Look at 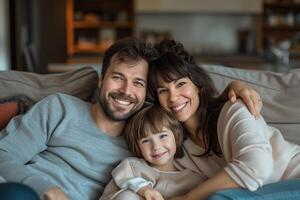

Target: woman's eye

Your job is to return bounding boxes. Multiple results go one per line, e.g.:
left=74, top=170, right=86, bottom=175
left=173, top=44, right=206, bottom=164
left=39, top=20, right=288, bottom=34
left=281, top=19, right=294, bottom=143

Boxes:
left=157, top=89, right=167, bottom=94
left=177, top=82, right=186, bottom=87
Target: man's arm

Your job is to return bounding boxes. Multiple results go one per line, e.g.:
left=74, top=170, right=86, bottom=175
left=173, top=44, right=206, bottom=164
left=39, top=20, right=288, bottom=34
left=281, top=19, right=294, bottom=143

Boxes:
left=0, top=95, right=66, bottom=198
left=220, top=80, right=262, bottom=117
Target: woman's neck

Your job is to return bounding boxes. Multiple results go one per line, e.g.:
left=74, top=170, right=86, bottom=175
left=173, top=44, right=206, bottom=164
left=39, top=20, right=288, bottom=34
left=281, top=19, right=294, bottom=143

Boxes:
left=183, top=113, right=206, bottom=148
left=183, top=113, right=199, bottom=137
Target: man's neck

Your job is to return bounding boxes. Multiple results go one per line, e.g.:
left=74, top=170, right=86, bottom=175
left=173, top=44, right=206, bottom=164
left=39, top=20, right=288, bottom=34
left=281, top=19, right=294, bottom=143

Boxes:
left=91, top=103, right=125, bottom=137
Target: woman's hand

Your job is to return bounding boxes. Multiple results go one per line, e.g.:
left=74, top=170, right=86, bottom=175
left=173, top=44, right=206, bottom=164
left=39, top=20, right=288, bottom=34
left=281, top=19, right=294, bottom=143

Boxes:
left=227, top=80, right=262, bottom=117
left=138, top=185, right=164, bottom=200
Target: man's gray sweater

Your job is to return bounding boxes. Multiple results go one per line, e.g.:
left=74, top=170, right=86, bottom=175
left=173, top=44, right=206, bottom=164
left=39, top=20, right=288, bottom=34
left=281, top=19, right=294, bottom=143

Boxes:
left=0, top=93, right=131, bottom=200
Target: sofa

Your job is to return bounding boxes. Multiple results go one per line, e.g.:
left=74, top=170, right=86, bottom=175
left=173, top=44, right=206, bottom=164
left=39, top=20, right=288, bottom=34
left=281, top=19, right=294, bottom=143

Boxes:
left=1, top=64, right=300, bottom=199
left=1, top=64, right=300, bottom=144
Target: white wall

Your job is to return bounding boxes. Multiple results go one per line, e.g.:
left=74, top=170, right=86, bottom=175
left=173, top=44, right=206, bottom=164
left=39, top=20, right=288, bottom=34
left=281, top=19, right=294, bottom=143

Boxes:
left=138, top=14, right=255, bottom=55
left=137, top=0, right=262, bottom=13
left=0, top=0, right=10, bottom=70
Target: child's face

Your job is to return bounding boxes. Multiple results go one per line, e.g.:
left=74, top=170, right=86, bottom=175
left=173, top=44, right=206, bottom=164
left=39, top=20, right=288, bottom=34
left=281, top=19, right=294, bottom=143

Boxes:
left=138, top=127, right=177, bottom=172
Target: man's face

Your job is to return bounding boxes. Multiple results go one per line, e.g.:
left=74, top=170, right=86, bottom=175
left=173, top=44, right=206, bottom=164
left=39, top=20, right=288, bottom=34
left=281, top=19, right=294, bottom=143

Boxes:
left=98, top=57, right=149, bottom=121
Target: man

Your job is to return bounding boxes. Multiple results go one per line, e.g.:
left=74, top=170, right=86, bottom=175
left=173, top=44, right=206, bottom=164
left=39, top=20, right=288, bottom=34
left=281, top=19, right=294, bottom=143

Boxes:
left=0, top=38, right=261, bottom=200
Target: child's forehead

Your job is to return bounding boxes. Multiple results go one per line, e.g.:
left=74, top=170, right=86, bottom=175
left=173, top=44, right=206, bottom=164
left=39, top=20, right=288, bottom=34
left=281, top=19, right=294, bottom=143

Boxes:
left=143, top=126, right=171, bottom=136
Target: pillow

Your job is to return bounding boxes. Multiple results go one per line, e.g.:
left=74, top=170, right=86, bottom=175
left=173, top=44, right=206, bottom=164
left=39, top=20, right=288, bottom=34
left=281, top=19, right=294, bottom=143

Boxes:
left=0, top=95, right=34, bottom=130
left=202, top=64, right=300, bottom=144
left=0, top=66, right=99, bottom=103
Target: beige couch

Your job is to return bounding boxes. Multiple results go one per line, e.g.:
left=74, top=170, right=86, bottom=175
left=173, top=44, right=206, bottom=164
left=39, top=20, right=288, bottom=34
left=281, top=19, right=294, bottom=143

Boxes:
left=1, top=65, right=300, bottom=144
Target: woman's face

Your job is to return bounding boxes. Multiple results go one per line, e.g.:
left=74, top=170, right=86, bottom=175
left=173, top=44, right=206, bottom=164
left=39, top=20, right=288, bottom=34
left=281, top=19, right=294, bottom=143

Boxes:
left=156, top=75, right=200, bottom=124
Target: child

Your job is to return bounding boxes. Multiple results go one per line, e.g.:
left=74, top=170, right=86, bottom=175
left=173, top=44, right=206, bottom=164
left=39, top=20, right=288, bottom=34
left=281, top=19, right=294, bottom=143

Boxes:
left=99, top=105, right=206, bottom=200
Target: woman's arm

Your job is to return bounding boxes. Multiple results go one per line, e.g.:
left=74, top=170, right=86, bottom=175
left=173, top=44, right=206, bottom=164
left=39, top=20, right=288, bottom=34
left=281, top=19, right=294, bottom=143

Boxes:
left=220, top=80, right=262, bottom=117
left=169, top=170, right=238, bottom=200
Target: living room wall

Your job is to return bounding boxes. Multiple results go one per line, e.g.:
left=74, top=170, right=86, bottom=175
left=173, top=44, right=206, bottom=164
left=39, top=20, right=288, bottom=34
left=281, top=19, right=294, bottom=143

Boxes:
left=0, top=0, right=10, bottom=70
left=10, top=0, right=66, bottom=73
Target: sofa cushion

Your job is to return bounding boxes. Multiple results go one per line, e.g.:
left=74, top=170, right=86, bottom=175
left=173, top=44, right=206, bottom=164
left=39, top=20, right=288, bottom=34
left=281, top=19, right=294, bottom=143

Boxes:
left=0, top=66, right=99, bottom=103
left=202, top=64, right=300, bottom=144
left=0, top=95, right=33, bottom=130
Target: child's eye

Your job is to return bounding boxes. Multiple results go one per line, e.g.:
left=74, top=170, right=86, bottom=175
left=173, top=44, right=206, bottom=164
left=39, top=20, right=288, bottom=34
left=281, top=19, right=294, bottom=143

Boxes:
left=140, top=139, right=149, bottom=144
left=159, top=134, right=168, bottom=139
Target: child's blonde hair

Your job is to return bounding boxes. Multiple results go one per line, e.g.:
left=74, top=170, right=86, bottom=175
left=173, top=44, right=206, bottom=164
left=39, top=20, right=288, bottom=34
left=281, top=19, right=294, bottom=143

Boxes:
left=123, top=104, right=184, bottom=158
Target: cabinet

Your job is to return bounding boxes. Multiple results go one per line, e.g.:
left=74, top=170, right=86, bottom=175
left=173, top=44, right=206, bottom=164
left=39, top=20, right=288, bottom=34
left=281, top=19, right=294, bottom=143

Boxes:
left=259, top=0, right=300, bottom=55
left=66, top=0, right=136, bottom=62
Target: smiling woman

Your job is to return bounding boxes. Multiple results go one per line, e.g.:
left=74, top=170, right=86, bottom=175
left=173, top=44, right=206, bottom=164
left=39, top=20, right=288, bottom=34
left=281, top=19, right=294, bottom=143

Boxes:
left=148, top=39, right=300, bottom=200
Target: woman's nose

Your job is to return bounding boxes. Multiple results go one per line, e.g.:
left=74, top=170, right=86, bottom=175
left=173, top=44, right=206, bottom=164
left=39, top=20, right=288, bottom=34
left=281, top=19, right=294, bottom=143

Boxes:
left=168, top=89, right=179, bottom=102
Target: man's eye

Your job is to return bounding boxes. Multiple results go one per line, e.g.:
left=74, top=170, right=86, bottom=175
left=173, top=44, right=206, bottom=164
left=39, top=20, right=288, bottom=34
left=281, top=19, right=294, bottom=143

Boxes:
left=112, top=76, right=123, bottom=81
left=134, top=81, right=145, bottom=88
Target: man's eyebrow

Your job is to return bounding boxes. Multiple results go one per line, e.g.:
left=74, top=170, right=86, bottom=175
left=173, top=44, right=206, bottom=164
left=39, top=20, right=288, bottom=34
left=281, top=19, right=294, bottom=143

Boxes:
left=112, top=72, right=146, bottom=83
left=135, top=77, right=146, bottom=83
left=112, top=72, right=124, bottom=76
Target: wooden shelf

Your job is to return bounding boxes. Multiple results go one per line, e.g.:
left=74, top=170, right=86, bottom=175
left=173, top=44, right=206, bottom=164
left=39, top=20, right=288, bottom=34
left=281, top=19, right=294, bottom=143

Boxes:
left=264, top=24, right=300, bottom=31
left=66, top=0, right=136, bottom=62
left=74, top=45, right=107, bottom=54
left=74, top=21, right=134, bottom=29
left=257, top=0, right=300, bottom=56
left=264, top=2, right=300, bottom=9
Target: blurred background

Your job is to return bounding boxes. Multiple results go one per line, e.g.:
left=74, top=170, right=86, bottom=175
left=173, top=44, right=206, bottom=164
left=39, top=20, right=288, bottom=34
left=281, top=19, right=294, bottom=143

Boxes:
left=1, top=0, right=300, bottom=73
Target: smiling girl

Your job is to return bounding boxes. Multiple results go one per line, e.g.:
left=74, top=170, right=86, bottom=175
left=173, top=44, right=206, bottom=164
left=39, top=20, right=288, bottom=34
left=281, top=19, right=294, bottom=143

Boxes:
left=99, top=105, right=206, bottom=200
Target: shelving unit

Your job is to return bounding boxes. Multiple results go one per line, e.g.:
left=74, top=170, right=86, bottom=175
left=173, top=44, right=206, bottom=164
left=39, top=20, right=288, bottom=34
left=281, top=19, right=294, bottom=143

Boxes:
left=259, top=0, right=300, bottom=55
left=66, top=0, right=136, bottom=63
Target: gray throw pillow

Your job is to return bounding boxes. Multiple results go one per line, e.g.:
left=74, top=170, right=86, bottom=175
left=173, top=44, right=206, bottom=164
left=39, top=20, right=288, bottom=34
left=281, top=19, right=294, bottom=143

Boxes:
left=0, top=66, right=99, bottom=104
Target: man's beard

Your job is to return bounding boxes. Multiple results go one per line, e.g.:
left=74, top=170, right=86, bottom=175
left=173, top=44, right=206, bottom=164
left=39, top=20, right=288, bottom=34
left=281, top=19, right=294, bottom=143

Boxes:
left=98, top=91, right=143, bottom=121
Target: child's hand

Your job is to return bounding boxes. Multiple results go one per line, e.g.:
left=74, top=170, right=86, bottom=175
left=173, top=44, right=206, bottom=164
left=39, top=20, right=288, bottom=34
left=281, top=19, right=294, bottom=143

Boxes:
left=138, top=185, right=164, bottom=200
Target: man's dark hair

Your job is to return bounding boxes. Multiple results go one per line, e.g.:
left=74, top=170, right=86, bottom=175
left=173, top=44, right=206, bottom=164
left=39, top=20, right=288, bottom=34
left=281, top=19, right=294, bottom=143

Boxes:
left=101, top=37, right=156, bottom=77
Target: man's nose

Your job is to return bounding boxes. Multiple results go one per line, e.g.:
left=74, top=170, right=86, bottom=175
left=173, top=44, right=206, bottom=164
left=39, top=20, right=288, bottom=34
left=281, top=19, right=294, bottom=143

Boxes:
left=119, top=82, right=132, bottom=95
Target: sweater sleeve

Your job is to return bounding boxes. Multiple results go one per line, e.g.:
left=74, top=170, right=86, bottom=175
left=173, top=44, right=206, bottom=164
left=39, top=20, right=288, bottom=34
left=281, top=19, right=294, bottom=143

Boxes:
left=112, top=158, right=153, bottom=192
left=0, top=94, right=66, bottom=197
left=218, top=100, right=273, bottom=191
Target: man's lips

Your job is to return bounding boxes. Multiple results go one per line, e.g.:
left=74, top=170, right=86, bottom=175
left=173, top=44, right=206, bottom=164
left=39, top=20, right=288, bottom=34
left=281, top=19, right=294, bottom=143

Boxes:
left=110, top=93, right=137, bottom=105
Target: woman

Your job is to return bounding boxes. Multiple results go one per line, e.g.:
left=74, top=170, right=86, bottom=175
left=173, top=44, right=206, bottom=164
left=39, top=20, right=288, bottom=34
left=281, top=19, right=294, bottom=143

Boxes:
left=148, top=40, right=300, bottom=200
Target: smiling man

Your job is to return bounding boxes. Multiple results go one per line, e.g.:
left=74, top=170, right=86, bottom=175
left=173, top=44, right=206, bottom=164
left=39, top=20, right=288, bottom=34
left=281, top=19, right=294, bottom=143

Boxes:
left=97, top=55, right=148, bottom=122
left=0, top=38, right=156, bottom=200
